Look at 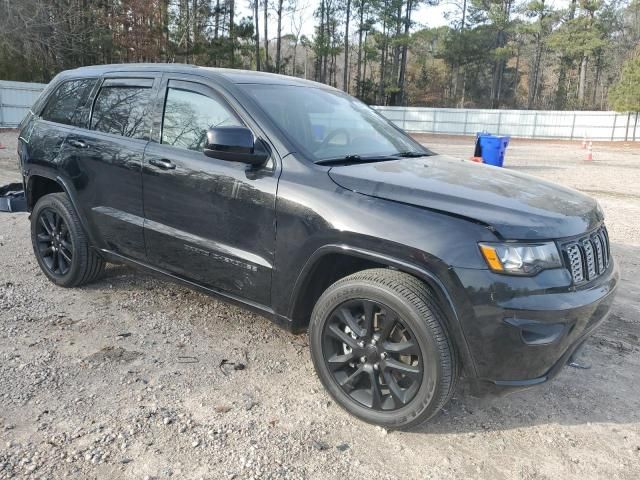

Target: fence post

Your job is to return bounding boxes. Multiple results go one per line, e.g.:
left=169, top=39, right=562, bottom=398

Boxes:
left=403, top=107, right=407, bottom=131
left=625, top=112, right=631, bottom=141
left=0, top=87, right=4, bottom=128
left=497, top=111, right=502, bottom=135
left=611, top=114, right=617, bottom=141
left=463, top=110, right=469, bottom=135
left=570, top=113, right=576, bottom=140
left=432, top=109, right=437, bottom=133
left=532, top=112, right=538, bottom=139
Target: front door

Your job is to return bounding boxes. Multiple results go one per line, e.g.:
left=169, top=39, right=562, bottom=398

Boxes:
left=142, top=77, right=279, bottom=307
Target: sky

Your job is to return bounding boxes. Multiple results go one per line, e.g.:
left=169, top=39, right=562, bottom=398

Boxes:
left=236, top=0, right=571, bottom=40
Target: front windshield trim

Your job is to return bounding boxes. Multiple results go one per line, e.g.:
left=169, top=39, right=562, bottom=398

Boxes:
left=238, top=83, right=430, bottom=164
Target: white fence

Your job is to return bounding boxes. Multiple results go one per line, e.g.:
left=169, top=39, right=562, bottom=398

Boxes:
left=0, top=80, right=47, bottom=128
left=0, top=80, right=638, bottom=140
left=374, top=106, right=639, bottom=141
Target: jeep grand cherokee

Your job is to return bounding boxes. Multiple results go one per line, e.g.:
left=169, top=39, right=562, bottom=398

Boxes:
left=17, top=64, right=618, bottom=428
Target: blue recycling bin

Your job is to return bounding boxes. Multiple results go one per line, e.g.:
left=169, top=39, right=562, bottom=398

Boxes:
left=477, top=133, right=510, bottom=167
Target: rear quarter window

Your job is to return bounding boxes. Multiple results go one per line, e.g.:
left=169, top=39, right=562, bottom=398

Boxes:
left=40, top=79, right=97, bottom=127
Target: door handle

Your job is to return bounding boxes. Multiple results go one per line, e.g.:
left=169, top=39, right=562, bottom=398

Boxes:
left=149, top=158, right=176, bottom=170
left=67, top=138, right=88, bottom=149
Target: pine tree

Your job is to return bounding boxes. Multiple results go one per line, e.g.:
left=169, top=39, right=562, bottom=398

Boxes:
left=610, top=53, right=640, bottom=112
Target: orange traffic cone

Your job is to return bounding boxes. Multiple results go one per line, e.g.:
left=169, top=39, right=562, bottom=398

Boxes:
left=585, top=141, right=593, bottom=161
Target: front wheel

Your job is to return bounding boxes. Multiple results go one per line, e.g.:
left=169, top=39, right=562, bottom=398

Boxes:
left=309, top=269, right=457, bottom=429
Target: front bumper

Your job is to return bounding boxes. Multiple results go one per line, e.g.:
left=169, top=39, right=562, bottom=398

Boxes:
left=452, top=258, right=619, bottom=391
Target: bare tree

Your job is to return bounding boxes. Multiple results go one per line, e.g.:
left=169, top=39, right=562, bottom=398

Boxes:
left=263, top=0, right=270, bottom=70
left=289, top=1, right=305, bottom=76
left=275, top=0, right=284, bottom=72
left=343, top=0, right=352, bottom=92
left=253, top=0, right=261, bottom=70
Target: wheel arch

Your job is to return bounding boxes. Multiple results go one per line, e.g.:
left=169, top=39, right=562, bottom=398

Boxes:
left=26, top=171, right=96, bottom=246
left=289, top=245, right=477, bottom=378
left=26, top=174, right=64, bottom=210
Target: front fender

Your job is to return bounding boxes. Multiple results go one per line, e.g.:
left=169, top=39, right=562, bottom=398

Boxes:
left=288, top=243, right=478, bottom=378
left=271, top=158, right=495, bottom=377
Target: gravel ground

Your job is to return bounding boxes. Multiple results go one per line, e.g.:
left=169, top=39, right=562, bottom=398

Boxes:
left=1, top=129, right=639, bottom=479
left=0, top=130, right=19, bottom=186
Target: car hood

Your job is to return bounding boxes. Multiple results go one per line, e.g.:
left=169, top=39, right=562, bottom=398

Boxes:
left=328, top=155, right=603, bottom=240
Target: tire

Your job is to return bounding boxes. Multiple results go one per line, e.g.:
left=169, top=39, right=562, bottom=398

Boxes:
left=309, top=268, right=457, bottom=429
left=31, top=192, right=105, bottom=287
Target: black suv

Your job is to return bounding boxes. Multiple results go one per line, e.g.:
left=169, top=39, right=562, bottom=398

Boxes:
left=17, top=64, right=618, bottom=429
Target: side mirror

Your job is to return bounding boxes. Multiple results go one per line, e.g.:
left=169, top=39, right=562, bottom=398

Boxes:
left=203, top=126, right=268, bottom=165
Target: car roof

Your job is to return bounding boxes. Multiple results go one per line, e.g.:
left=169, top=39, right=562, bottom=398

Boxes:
left=62, top=63, right=333, bottom=90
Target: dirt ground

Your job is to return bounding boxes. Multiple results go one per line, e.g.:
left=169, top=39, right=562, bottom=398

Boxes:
left=0, top=130, right=19, bottom=186
left=1, top=129, right=639, bottom=479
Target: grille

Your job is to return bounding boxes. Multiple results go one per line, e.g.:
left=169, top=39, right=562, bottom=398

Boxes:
left=563, top=226, right=610, bottom=284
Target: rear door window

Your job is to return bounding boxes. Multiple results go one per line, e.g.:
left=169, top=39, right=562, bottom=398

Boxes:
left=40, top=79, right=97, bottom=127
left=161, top=84, right=242, bottom=152
left=90, top=79, right=153, bottom=139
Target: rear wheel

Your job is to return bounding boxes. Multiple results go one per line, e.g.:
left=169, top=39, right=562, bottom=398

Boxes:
left=309, top=268, right=456, bottom=429
left=31, top=192, right=105, bottom=287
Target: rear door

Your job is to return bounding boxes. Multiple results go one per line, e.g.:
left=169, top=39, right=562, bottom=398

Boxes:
left=67, top=75, right=159, bottom=260
left=142, top=76, right=279, bottom=306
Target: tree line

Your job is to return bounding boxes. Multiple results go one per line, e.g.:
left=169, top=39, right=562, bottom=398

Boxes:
left=0, top=0, right=638, bottom=111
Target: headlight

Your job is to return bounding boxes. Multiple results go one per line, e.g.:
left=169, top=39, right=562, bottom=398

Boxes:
left=478, top=242, right=562, bottom=275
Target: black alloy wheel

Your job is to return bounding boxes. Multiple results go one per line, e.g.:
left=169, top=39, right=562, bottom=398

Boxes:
left=31, top=192, right=105, bottom=287
left=35, top=207, right=73, bottom=276
left=309, top=268, right=456, bottom=429
left=322, top=299, right=423, bottom=411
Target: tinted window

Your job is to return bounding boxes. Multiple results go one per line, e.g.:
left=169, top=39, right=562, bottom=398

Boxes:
left=240, top=84, right=426, bottom=163
left=162, top=88, right=242, bottom=151
left=41, top=79, right=97, bottom=127
left=91, top=86, right=151, bottom=139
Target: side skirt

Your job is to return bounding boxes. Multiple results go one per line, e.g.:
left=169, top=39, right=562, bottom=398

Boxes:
left=98, top=248, right=294, bottom=331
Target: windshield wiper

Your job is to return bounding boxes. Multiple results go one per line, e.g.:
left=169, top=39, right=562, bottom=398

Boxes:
left=316, top=150, right=433, bottom=165
left=315, top=154, right=401, bottom=166
left=394, top=150, right=432, bottom=158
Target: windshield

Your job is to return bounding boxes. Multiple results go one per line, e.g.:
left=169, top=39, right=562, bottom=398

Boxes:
left=239, top=84, right=428, bottom=163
